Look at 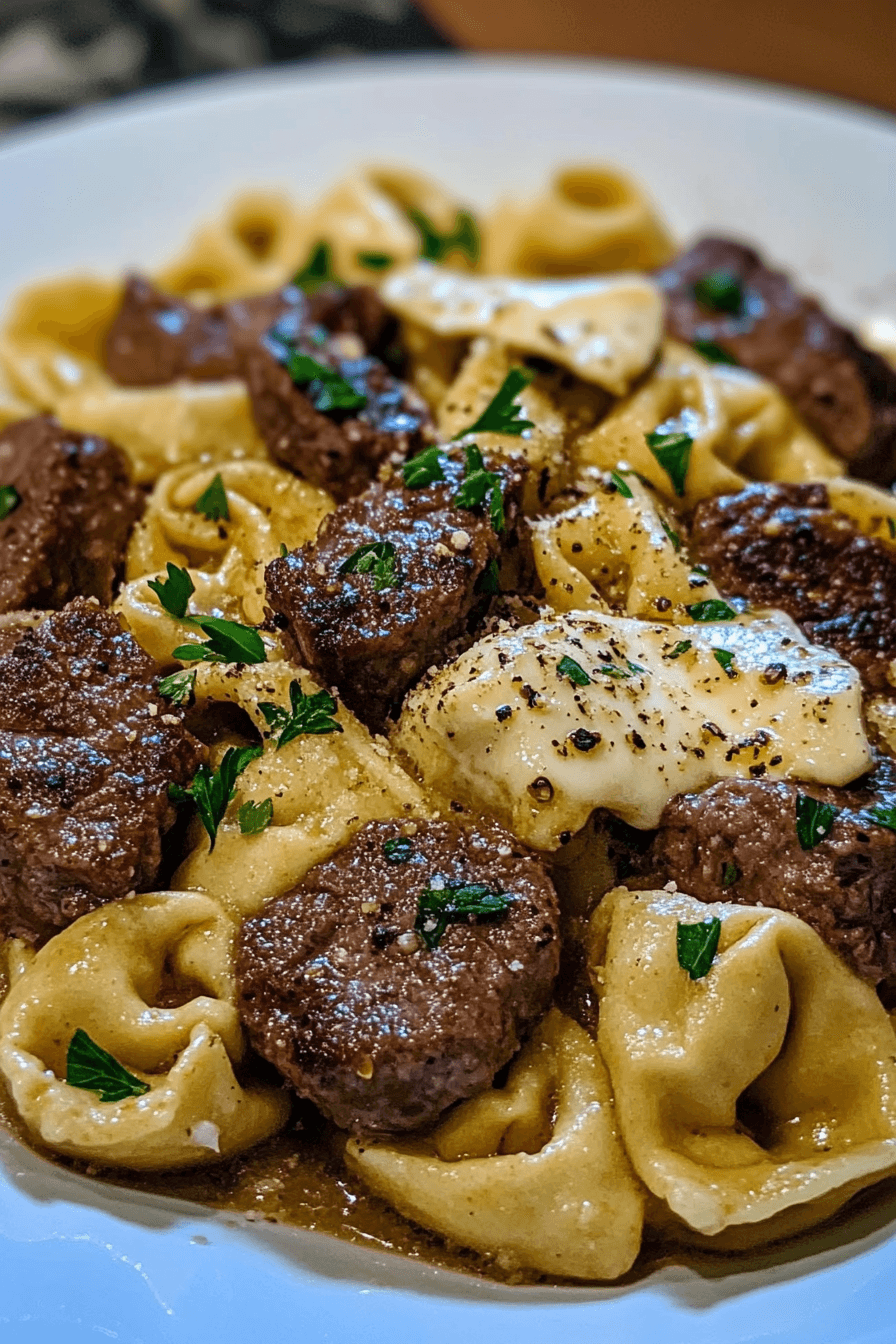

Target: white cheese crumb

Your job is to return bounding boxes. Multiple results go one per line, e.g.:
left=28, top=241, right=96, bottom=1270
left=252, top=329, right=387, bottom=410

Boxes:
left=161, top=714, right=180, bottom=726
left=360, top=900, right=378, bottom=914
left=450, top=529, right=471, bottom=551
left=147, top=703, right=158, bottom=717
left=508, top=959, right=524, bottom=972
left=663, top=880, right=678, bottom=893
left=396, top=931, right=419, bottom=953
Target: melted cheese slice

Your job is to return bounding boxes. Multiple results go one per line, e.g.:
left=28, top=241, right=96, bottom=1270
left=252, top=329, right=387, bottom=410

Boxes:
left=382, top=263, right=663, bottom=396
left=394, top=612, right=871, bottom=849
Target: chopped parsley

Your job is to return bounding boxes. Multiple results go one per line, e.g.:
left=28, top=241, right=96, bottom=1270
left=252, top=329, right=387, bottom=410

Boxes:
left=557, top=655, right=591, bottom=687
left=338, top=540, right=400, bottom=592
left=148, top=561, right=194, bottom=620
left=661, top=518, right=681, bottom=551
left=0, top=485, right=20, bottom=521
left=685, top=598, right=737, bottom=622
left=279, top=542, right=289, bottom=558
left=665, top=639, right=693, bottom=660
left=403, top=444, right=447, bottom=489
left=415, top=880, right=512, bottom=950
left=888, top=517, right=896, bottom=540
left=259, top=681, right=343, bottom=749
left=293, top=240, right=340, bottom=293
left=866, top=803, right=896, bottom=832
left=609, top=469, right=634, bottom=498
left=721, top=861, right=740, bottom=888
left=692, top=338, right=740, bottom=366
left=285, top=350, right=367, bottom=413
left=169, top=744, right=262, bottom=850
left=645, top=428, right=693, bottom=497
left=693, top=269, right=744, bottom=316
left=677, top=916, right=722, bottom=980
left=451, top=367, right=535, bottom=440
left=453, top=443, right=504, bottom=533
left=595, top=658, right=644, bottom=680
left=713, top=648, right=737, bottom=677
left=356, top=251, right=394, bottom=271
left=158, top=668, right=196, bottom=706
left=194, top=472, right=229, bottom=522
left=795, top=794, right=838, bottom=850
left=406, top=206, right=480, bottom=265
left=66, top=1029, right=150, bottom=1103
left=173, top=615, right=267, bottom=665
left=476, top=557, right=501, bottom=596
left=238, top=797, right=274, bottom=835
left=383, top=835, right=414, bottom=864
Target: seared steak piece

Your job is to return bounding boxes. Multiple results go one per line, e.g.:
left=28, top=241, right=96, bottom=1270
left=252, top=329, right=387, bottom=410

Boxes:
left=236, top=818, right=560, bottom=1133
left=243, top=312, right=429, bottom=501
left=656, top=237, right=896, bottom=482
left=0, top=416, right=143, bottom=613
left=265, top=450, right=525, bottom=729
left=691, top=481, right=896, bottom=693
left=0, top=599, right=205, bottom=945
left=643, top=759, right=896, bottom=984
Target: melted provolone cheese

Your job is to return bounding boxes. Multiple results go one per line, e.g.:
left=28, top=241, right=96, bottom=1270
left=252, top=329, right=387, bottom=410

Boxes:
left=394, top=612, right=871, bottom=849
left=382, top=263, right=663, bottom=396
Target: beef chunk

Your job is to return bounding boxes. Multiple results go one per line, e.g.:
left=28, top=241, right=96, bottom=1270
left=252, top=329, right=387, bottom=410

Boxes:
left=0, top=416, right=143, bottom=613
left=643, top=760, right=896, bottom=984
left=243, top=312, right=429, bottom=501
left=265, top=450, right=525, bottom=729
left=691, top=481, right=896, bottom=693
left=236, top=818, right=559, bottom=1133
left=0, top=599, right=205, bottom=945
left=656, top=238, right=896, bottom=482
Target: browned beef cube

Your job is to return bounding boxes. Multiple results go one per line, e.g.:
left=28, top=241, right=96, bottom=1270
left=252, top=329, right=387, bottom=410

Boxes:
left=656, top=238, right=896, bottom=482
left=0, top=599, right=205, bottom=945
left=0, top=416, right=143, bottom=613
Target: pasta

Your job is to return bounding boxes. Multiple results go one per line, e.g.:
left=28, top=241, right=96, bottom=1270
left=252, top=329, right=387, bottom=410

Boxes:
left=0, top=160, right=894, bottom=1287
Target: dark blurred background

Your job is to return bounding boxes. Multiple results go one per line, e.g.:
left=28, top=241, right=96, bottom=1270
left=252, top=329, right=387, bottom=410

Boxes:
left=0, top=0, right=893, bottom=133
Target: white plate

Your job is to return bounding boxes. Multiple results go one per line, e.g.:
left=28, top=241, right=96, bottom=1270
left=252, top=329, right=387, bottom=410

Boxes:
left=0, top=55, right=895, bottom=1344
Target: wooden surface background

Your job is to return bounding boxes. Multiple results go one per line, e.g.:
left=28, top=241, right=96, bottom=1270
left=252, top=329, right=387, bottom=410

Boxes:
left=419, top=0, right=896, bottom=114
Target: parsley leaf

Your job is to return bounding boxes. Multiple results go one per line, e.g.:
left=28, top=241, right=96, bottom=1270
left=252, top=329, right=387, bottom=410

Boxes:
left=403, top=444, right=447, bottom=489
left=721, top=861, right=740, bottom=888
left=279, top=542, right=289, bottom=558
left=795, top=794, right=838, bottom=850
left=148, top=562, right=195, bottom=620
left=665, top=639, right=693, bottom=660
left=594, top=658, right=643, bottom=680
left=286, top=350, right=367, bottom=413
left=693, top=269, right=744, bottom=316
left=169, top=744, right=262, bottom=849
left=66, top=1028, right=150, bottom=1103
left=713, top=648, right=737, bottom=677
left=692, top=338, right=740, bottom=366
left=258, top=681, right=343, bottom=749
left=357, top=251, right=394, bottom=271
left=0, top=485, right=20, bottom=521
left=645, top=429, right=693, bottom=497
left=558, top=655, right=591, bottom=686
left=453, top=444, right=505, bottom=533
left=888, top=517, right=896, bottom=540
left=383, top=835, right=414, bottom=864
left=661, top=519, right=681, bottom=551
left=865, top=803, right=896, bottom=832
left=475, top=557, right=501, bottom=596
left=174, top=615, right=267, bottom=665
left=338, top=540, right=400, bottom=592
left=194, top=472, right=229, bottom=522
left=415, top=880, right=512, bottom=950
left=677, top=916, right=722, bottom=980
left=406, top=206, right=480, bottom=265
left=686, top=599, right=737, bottom=622
left=158, top=668, right=196, bottom=706
left=451, top=368, right=535, bottom=440
left=293, top=240, right=340, bottom=293
left=609, top=469, right=633, bottom=498
left=238, top=797, right=274, bottom=835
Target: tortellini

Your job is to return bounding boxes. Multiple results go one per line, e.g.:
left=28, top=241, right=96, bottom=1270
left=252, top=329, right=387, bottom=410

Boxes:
left=589, top=887, right=896, bottom=1239
left=0, top=892, right=289, bottom=1169
left=347, top=1010, right=645, bottom=1280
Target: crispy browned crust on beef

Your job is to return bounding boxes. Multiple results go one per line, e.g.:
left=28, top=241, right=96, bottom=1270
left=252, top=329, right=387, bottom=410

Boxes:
left=642, top=760, right=896, bottom=984
left=691, top=481, right=896, bottom=693
left=656, top=237, right=896, bottom=482
left=236, top=818, right=560, bottom=1133
left=0, top=599, right=205, bottom=945
left=0, top=416, right=143, bottom=613
left=264, top=451, right=525, bottom=729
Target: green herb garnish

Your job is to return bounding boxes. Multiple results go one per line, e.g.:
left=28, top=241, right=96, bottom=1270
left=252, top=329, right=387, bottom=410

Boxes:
left=795, top=794, right=838, bottom=851
left=173, top=615, right=266, bottom=665
left=645, top=428, right=693, bottom=497
left=158, top=668, right=196, bottom=706
left=383, top=836, right=414, bottom=864
left=194, top=472, right=229, bottom=522
left=66, top=1028, right=150, bottom=1103
left=692, top=338, right=740, bottom=366
left=293, top=240, right=340, bottom=293
left=721, top=861, right=740, bottom=888
left=453, top=443, right=505, bottom=533
left=407, top=206, right=480, bottom=265
left=451, top=368, right=535, bottom=440
left=609, top=469, right=633, bottom=498
left=713, top=648, right=737, bottom=677
left=677, top=916, right=722, bottom=980
left=558, top=655, right=591, bottom=687
left=665, top=640, right=693, bottom=660
left=259, top=681, right=343, bottom=749
left=0, top=485, right=20, bottom=521
left=693, top=269, right=744, bottom=316
left=865, top=803, right=896, bottom=832
left=286, top=350, right=367, bottom=413
left=415, top=880, right=512, bottom=950
left=476, top=557, right=501, bottom=596
left=238, top=797, right=274, bottom=835
left=169, top=744, right=262, bottom=850
left=403, top=445, right=447, bottom=489
left=594, top=658, right=643, bottom=680
left=338, top=540, right=400, bottom=592
left=148, top=561, right=195, bottom=620
left=357, top=251, right=394, bottom=271
left=279, top=542, right=289, bottom=558
left=661, top=519, right=681, bottom=552
left=685, top=599, right=737, bottom=622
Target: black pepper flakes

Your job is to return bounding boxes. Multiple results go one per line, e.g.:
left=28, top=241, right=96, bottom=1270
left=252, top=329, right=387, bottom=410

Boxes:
left=495, top=704, right=513, bottom=722
left=568, top=728, right=601, bottom=752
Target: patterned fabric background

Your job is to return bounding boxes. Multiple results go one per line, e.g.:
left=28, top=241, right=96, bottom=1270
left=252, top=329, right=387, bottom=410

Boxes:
left=0, top=0, right=451, bottom=131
